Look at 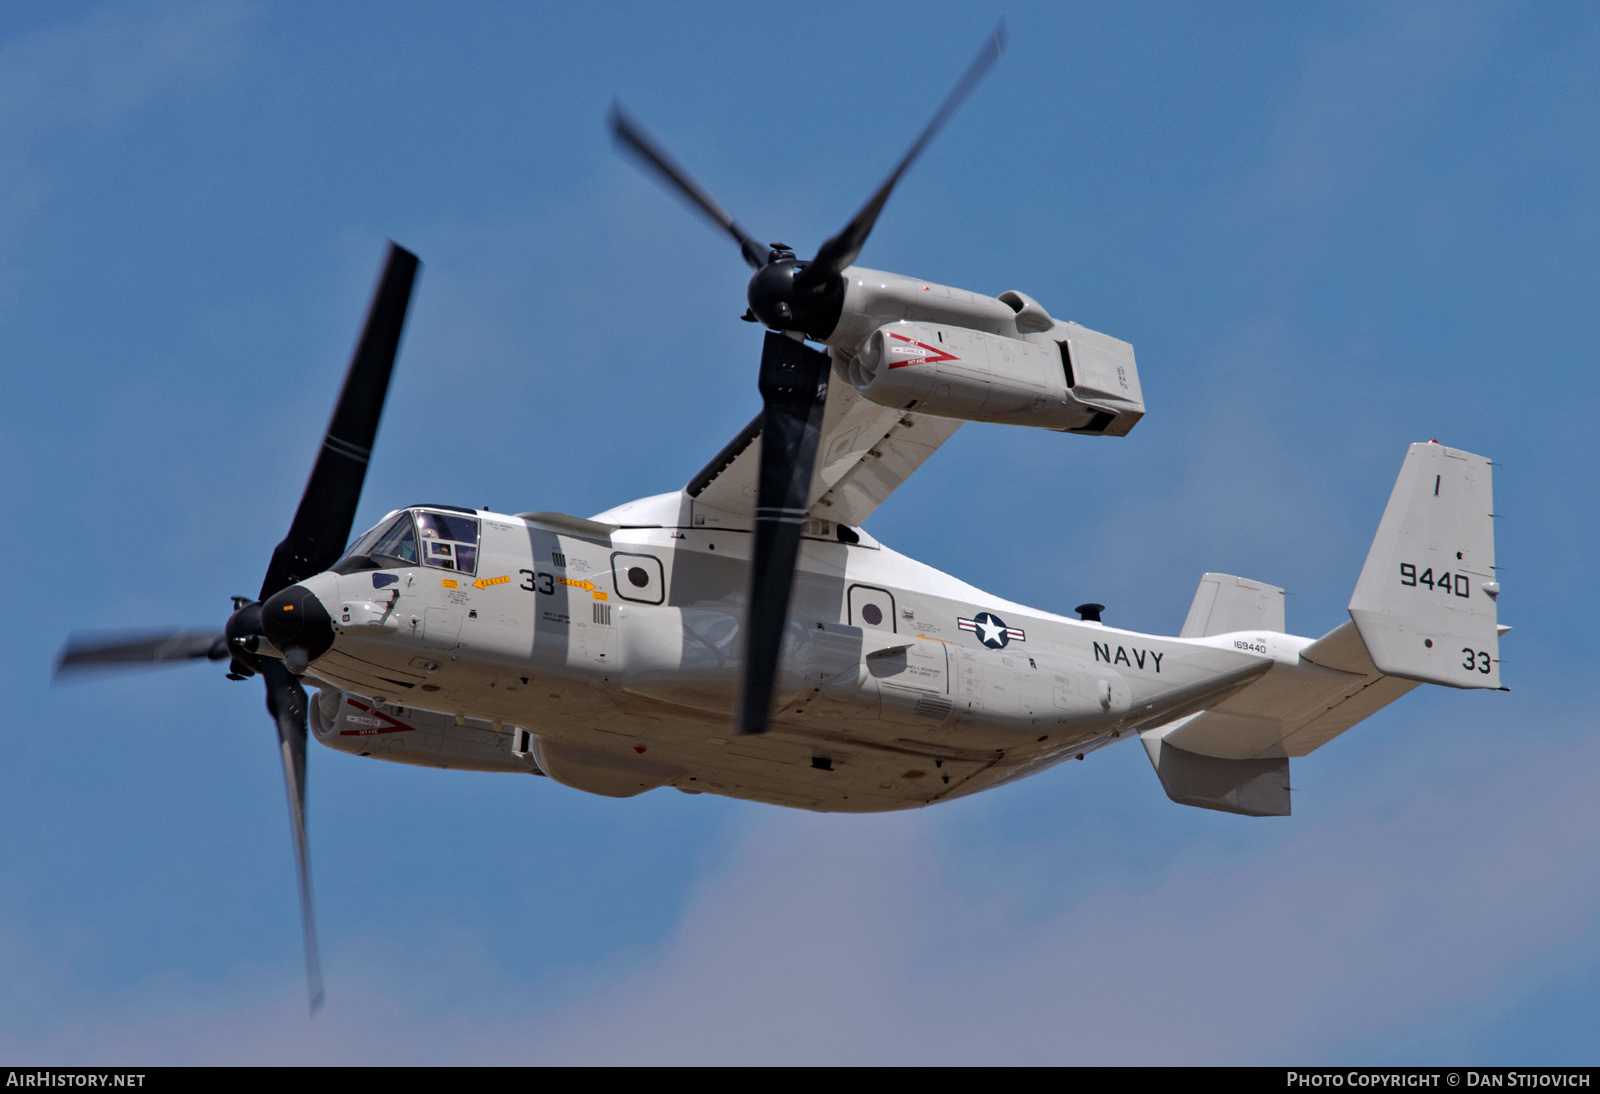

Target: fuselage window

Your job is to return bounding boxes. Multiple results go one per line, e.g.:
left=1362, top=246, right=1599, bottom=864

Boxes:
left=417, top=511, right=479, bottom=574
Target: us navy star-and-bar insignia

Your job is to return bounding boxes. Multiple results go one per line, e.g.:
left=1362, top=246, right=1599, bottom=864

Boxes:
left=958, top=612, right=1025, bottom=649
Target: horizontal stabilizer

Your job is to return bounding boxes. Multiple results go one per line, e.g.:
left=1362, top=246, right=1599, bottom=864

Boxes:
left=1348, top=442, right=1500, bottom=689
left=1180, top=573, right=1285, bottom=638
left=1149, top=620, right=1418, bottom=764
left=1142, top=619, right=1421, bottom=814
left=1142, top=736, right=1290, bottom=817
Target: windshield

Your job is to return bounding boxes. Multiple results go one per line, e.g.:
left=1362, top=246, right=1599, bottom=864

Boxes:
left=369, top=513, right=419, bottom=565
left=417, top=511, right=478, bottom=574
left=341, top=512, right=418, bottom=568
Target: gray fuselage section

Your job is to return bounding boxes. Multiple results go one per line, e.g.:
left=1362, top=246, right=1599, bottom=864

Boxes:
left=299, top=496, right=1273, bottom=812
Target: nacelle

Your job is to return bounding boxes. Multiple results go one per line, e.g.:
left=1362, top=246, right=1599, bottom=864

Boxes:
left=310, top=688, right=540, bottom=775
left=846, top=318, right=1144, bottom=436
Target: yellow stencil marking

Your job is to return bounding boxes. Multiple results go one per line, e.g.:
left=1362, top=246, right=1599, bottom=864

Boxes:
left=592, top=591, right=608, bottom=601
left=441, top=578, right=458, bottom=589
left=473, top=575, right=511, bottom=589
left=558, top=577, right=597, bottom=592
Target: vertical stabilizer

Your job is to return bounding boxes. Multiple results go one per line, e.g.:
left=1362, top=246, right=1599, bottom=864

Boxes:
left=1180, top=573, right=1285, bottom=637
left=1348, top=442, right=1500, bottom=689
left=1142, top=733, right=1291, bottom=816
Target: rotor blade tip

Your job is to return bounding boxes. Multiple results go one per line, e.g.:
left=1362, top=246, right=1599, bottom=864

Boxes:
left=607, top=100, right=635, bottom=139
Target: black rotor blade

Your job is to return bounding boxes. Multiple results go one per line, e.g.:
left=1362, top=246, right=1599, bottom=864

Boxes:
left=608, top=101, right=769, bottom=270
left=737, top=333, right=832, bottom=736
left=53, top=629, right=227, bottom=680
left=259, top=243, right=420, bottom=601
left=261, top=658, right=325, bottom=1016
left=795, top=23, right=1006, bottom=293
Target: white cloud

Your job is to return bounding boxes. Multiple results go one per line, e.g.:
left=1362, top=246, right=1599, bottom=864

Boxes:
left=0, top=1, right=248, bottom=256
left=5, top=726, right=1597, bottom=1064
left=514, top=730, right=1600, bottom=1064
left=0, top=1, right=246, bottom=132
left=1260, top=1, right=1497, bottom=211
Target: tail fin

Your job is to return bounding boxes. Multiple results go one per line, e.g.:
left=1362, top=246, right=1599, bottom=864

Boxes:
left=1180, top=573, right=1284, bottom=637
left=1348, top=441, right=1501, bottom=689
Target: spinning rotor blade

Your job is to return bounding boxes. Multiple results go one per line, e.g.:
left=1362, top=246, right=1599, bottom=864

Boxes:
left=737, top=333, right=832, bottom=736
left=259, top=243, right=420, bottom=601
left=261, top=658, right=325, bottom=1016
left=608, top=102, right=770, bottom=270
left=794, top=23, right=1006, bottom=293
left=53, top=243, right=426, bottom=1019
left=250, top=243, right=418, bottom=1015
left=54, top=630, right=227, bottom=679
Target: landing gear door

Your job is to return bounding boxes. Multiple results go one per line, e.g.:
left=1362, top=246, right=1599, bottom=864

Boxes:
left=848, top=584, right=896, bottom=632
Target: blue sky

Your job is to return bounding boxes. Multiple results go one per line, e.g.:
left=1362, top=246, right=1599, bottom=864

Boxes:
left=3, top=0, right=1598, bottom=1064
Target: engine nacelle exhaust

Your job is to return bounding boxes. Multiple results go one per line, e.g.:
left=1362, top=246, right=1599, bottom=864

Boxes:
left=848, top=319, right=1144, bottom=435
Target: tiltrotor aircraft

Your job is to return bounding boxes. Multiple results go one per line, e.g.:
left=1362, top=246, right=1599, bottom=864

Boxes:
left=56, top=28, right=1506, bottom=1014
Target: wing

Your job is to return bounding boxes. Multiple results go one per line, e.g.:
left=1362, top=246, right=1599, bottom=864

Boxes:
left=685, top=362, right=961, bottom=529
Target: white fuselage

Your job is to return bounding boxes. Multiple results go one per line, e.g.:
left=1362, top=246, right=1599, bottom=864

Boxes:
left=296, top=491, right=1304, bottom=813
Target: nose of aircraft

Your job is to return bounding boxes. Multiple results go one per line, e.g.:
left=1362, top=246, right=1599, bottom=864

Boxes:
left=261, top=581, right=336, bottom=674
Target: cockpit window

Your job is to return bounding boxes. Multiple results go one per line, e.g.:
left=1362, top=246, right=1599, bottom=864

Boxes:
left=339, top=512, right=417, bottom=567
left=332, top=512, right=418, bottom=574
left=368, top=513, right=419, bottom=566
left=417, top=511, right=478, bottom=574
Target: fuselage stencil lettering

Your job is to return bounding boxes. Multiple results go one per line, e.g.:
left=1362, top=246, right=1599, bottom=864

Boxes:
left=1095, top=642, right=1163, bottom=673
